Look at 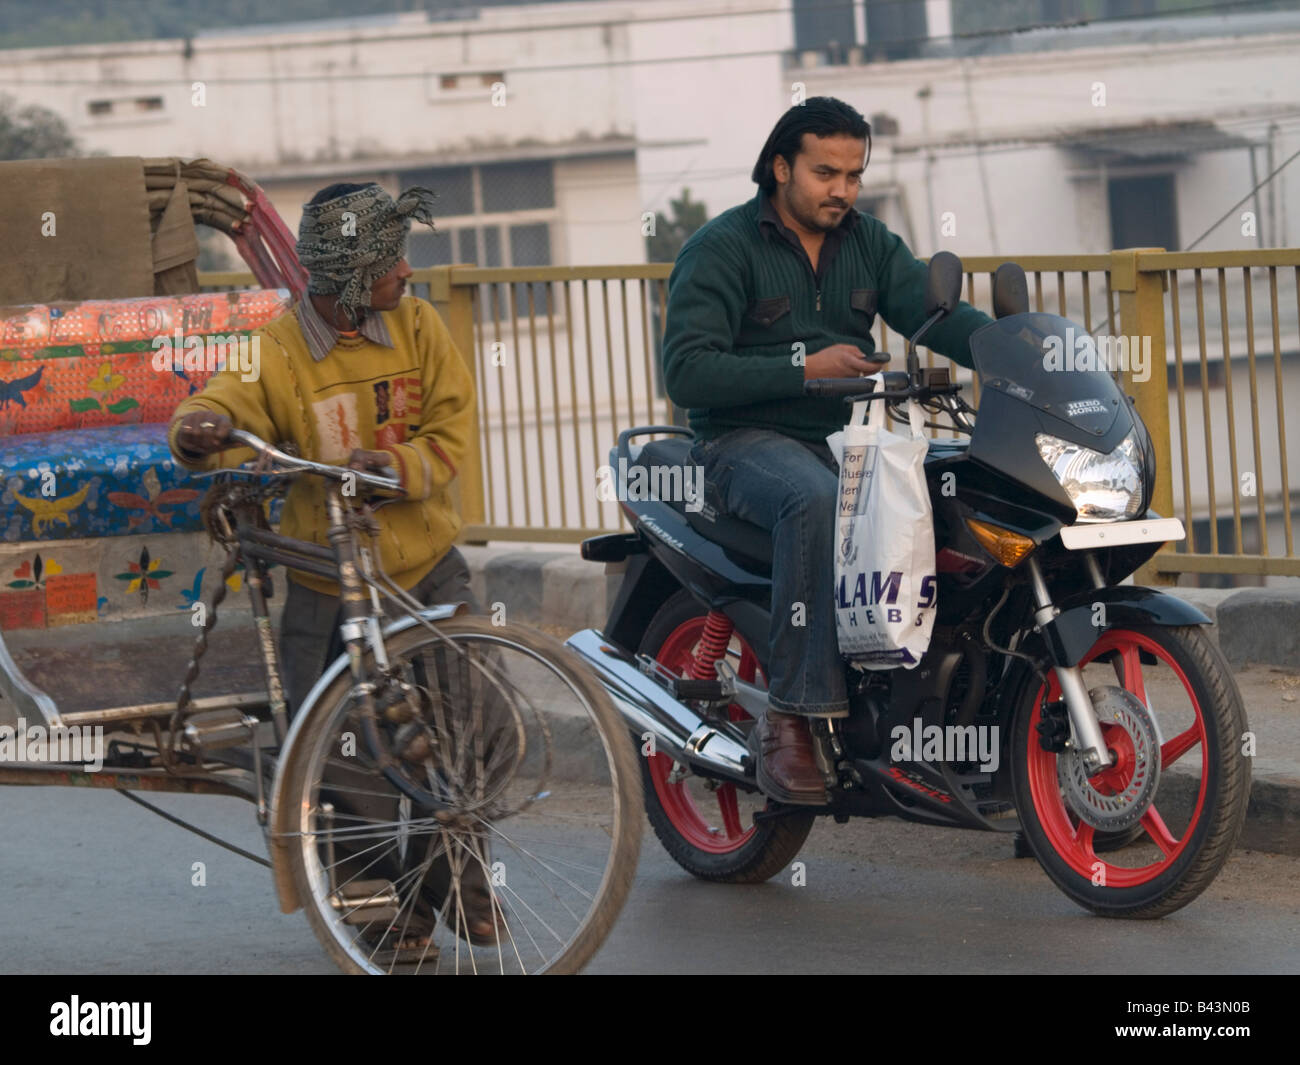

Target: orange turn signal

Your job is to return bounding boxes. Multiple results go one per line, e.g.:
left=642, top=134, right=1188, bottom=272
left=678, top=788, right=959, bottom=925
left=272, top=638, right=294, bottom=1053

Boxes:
left=965, top=518, right=1036, bottom=567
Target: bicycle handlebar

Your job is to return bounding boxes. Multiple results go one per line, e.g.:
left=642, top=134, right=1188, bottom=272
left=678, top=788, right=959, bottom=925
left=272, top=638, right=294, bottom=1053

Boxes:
left=227, top=428, right=405, bottom=496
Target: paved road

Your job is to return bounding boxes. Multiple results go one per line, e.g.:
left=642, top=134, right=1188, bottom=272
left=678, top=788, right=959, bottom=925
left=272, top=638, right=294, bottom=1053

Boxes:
left=0, top=786, right=1295, bottom=974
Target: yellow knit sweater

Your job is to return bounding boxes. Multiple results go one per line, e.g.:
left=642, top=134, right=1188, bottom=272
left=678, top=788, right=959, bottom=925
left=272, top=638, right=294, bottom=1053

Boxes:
left=168, top=296, right=475, bottom=595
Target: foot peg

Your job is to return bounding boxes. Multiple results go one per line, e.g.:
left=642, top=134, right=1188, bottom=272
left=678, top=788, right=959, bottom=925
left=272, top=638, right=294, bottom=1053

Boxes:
left=330, top=879, right=402, bottom=924
left=636, top=653, right=732, bottom=702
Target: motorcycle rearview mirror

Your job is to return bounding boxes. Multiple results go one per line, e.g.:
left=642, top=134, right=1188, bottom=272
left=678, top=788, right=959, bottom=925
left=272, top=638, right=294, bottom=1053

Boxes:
left=992, top=262, right=1030, bottom=319
left=925, top=250, right=964, bottom=317
left=908, top=250, right=965, bottom=377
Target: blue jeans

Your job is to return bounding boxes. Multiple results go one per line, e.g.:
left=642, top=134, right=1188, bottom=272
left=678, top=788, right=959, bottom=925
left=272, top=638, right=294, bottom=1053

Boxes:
left=689, top=427, right=849, bottom=718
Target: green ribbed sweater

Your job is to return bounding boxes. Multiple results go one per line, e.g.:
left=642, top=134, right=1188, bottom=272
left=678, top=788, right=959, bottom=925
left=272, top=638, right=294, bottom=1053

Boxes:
left=662, top=190, right=993, bottom=443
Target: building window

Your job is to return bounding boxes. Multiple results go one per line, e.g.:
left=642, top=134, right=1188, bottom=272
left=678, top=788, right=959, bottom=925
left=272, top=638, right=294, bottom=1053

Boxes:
left=481, top=161, right=554, bottom=213
left=408, top=229, right=452, bottom=269
left=509, top=223, right=551, bottom=268
left=402, top=165, right=473, bottom=217
left=794, top=0, right=857, bottom=55
left=456, top=228, right=478, bottom=265
left=1108, top=174, right=1178, bottom=251
left=87, top=96, right=165, bottom=117
left=863, top=0, right=927, bottom=61
left=481, top=225, right=502, bottom=268
left=440, top=75, right=458, bottom=90
left=400, top=162, right=557, bottom=315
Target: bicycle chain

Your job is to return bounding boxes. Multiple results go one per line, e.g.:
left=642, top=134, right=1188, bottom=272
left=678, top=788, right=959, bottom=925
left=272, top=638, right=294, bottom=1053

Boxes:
left=166, top=482, right=272, bottom=766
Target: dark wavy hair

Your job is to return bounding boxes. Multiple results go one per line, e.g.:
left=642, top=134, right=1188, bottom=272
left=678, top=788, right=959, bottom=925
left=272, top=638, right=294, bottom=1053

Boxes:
left=751, top=97, right=872, bottom=194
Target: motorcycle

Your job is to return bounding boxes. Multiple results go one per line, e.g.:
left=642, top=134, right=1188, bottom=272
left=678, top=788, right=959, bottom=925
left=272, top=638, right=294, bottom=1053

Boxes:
left=566, top=252, right=1251, bottom=917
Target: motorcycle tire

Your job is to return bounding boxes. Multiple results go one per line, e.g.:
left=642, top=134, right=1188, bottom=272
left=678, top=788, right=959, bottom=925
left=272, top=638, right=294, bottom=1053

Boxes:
left=1010, top=623, right=1250, bottom=918
left=636, top=591, right=815, bottom=884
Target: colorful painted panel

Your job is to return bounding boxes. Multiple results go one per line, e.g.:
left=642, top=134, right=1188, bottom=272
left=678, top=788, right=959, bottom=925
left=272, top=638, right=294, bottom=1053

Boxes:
left=1, top=423, right=284, bottom=542
left=0, top=289, right=292, bottom=434
left=0, top=423, right=201, bottom=540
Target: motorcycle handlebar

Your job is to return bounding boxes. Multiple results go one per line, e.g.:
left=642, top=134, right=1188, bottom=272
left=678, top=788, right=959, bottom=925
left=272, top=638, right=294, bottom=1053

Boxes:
left=804, top=378, right=885, bottom=399
left=804, top=369, right=961, bottom=402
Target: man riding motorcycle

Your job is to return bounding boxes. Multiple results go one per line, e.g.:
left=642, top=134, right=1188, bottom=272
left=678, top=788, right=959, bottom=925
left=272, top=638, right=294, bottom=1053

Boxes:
left=661, top=96, right=994, bottom=805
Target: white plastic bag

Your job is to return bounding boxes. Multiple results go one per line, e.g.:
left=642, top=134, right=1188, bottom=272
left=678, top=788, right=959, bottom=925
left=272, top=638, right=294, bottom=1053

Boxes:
left=827, top=379, right=937, bottom=669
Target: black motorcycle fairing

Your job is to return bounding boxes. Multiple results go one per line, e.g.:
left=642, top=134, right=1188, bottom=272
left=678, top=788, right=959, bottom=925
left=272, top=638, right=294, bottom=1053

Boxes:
left=605, top=494, right=776, bottom=663
left=965, top=312, right=1152, bottom=522
left=969, top=313, right=1130, bottom=442
left=601, top=549, right=679, bottom=656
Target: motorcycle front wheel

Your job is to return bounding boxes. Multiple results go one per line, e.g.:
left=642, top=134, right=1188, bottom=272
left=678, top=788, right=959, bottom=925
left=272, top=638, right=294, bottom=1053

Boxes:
left=1010, top=624, right=1250, bottom=918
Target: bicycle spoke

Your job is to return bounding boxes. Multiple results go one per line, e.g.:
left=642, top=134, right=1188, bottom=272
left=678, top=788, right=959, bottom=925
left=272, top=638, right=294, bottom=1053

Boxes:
left=288, top=621, right=634, bottom=974
left=472, top=815, right=594, bottom=926
left=489, top=878, right=548, bottom=966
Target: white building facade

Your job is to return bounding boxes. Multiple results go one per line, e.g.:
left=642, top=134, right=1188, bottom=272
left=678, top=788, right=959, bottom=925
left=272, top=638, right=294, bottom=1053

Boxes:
left=1, top=4, right=1296, bottom=263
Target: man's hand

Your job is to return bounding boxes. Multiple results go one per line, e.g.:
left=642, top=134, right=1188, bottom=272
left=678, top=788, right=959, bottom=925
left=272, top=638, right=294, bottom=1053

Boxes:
left=803, top=343, right=888, bottom=381
left=346, top=448, right=395, bottom=475
left=345, top=449, right=405, bottom=495
left=175, top=411, right=233, bottom=456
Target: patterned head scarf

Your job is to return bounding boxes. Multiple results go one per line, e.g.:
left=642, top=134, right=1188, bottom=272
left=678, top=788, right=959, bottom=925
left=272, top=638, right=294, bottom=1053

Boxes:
left=296, top=183, right=437, bottom=325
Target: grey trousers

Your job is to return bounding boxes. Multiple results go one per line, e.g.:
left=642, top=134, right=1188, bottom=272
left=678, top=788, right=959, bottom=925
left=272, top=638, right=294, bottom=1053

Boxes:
left=278, top=545, right=481, bottom=716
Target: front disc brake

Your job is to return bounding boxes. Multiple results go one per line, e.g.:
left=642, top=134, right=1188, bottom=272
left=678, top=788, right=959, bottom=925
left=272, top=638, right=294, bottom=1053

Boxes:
left=1057, top=685, right=1161, bottom=831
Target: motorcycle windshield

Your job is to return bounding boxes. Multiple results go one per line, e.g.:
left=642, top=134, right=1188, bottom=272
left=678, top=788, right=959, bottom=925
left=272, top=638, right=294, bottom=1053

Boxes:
left=968, top=312, right=1129, bottom=438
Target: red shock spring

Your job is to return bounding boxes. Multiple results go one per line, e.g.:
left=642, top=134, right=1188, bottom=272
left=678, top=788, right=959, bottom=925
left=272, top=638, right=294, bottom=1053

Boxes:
left=688, top=610, right=735, bottom=681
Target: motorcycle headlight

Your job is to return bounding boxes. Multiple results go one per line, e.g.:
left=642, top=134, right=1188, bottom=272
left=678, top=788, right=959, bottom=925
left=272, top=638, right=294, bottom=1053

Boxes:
left=1035, top=430, right=1144, bottom=522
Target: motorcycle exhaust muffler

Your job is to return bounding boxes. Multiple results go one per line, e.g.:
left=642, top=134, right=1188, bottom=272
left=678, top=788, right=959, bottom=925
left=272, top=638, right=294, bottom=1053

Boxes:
left=564, top=628, right=752, bottom=783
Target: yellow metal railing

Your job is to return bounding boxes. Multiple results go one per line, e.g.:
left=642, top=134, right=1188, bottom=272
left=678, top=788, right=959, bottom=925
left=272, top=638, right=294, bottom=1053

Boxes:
left=201, top=247, right=1300, bottom=580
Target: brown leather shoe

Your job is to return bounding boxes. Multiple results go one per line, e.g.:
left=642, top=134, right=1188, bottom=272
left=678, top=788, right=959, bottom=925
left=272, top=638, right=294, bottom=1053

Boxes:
left=755, top=709, right=830, bottom=805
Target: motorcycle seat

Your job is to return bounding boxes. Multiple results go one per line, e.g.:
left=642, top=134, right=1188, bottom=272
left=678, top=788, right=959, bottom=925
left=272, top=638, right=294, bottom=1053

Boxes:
left=633, top=438, right=773, bottom=567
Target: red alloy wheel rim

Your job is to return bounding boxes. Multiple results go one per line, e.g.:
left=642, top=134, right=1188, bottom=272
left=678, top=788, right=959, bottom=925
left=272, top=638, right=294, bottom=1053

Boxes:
left=1026, top=629, right=1209, bottom=887
left=646, top=617, right=763, bottom=854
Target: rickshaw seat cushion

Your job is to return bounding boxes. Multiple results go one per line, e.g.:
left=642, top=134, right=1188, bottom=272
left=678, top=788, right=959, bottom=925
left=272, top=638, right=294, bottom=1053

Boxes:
left=2, top=422, right=241, bottom=540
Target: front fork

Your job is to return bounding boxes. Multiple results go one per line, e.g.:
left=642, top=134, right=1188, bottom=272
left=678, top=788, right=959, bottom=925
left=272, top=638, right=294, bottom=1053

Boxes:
left=1027, top=556, right=1113, bottom=773
left=325, top=492, right=394, bottom=766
